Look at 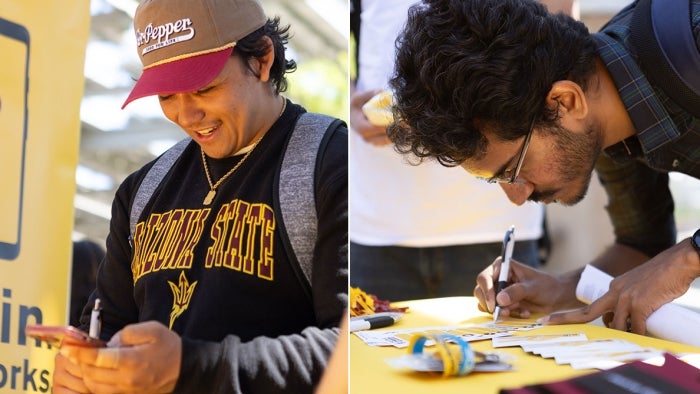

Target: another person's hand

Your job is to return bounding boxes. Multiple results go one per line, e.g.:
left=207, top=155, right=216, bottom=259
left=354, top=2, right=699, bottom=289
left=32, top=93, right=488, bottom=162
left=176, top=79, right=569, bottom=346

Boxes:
left=315, top=313, right=348, bottom=394
left=541, top=240, right=700, bottom=334
left=474, top=257, right=580, bottom=319
left=60, top=321, right=181, bottom=394
left=350, top=89, right=391, bottom=146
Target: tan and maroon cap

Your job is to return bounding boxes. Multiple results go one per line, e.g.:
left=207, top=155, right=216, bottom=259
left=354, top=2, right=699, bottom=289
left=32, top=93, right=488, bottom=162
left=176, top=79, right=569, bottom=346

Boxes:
left=122, top=0, right=267, bottom=108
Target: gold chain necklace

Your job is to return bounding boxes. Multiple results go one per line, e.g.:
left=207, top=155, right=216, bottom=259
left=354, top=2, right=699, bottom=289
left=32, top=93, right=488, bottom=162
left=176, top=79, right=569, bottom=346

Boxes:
left=200, top=98, right=286, bottom=205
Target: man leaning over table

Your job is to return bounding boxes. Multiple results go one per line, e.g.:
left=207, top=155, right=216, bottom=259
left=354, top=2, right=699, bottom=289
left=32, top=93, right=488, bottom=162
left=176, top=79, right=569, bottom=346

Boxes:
left=387, top=0, right=700, bottom=336
left=349, top=0, right=557, bottom=303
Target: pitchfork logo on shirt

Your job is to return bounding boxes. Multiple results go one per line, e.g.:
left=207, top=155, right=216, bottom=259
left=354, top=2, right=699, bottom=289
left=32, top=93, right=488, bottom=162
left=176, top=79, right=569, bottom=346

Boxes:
left=168, top=270, right=197, bottom=329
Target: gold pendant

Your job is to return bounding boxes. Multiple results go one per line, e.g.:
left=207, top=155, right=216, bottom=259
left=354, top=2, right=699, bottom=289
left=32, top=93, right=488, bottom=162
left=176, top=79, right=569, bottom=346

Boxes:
left=203, top=189, right=216, bottom=205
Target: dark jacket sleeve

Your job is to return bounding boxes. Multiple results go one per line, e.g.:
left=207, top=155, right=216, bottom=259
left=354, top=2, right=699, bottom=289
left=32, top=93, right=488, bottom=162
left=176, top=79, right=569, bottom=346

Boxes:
left=174, top=124, right=349, bottom=394
left=595, top=154, right=676, bottom=257
left=79, top=165, right=153, bottom=338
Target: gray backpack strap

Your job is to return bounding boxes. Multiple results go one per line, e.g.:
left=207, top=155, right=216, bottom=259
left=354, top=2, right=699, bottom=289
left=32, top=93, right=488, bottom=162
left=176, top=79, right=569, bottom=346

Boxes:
left=129, top=138, right=191, bottom=239
left=278, top=112, right=338, bottom=288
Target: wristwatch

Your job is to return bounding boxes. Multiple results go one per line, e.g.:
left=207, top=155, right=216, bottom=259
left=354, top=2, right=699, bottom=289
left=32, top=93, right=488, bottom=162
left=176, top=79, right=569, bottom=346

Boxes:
left=692, top=229, right=700, bottom=258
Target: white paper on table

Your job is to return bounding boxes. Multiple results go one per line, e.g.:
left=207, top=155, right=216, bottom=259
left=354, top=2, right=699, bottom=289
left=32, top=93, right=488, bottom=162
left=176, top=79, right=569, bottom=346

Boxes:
left=576, top=264, right=700, bottom=347
left=491, top=333, right=587, bottom=349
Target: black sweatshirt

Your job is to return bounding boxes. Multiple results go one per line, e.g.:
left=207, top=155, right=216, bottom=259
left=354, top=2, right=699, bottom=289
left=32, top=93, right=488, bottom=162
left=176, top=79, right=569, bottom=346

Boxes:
left=83, top=101, right=348, bottom=393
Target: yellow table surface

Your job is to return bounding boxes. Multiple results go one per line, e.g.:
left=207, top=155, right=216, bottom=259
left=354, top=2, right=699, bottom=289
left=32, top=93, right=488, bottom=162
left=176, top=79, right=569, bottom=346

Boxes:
left=350, top=297, right=700, bottom=394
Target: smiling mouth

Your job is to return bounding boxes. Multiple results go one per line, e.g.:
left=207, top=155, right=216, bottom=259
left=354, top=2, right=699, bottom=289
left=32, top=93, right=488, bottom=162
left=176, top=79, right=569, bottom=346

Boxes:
left=196, top=126, right=216, bottom=136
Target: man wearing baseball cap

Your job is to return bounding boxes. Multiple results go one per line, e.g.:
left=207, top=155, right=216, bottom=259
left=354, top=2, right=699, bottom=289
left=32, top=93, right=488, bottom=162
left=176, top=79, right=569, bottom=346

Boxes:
left=53, top=0, right=348, bottom=392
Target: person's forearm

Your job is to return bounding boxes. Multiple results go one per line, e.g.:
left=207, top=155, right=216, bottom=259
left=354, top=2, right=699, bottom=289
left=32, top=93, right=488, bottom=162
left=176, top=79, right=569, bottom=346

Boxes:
left=591, top=242, right=651, bottom=277
left=552, top=243, right=650, bottom=310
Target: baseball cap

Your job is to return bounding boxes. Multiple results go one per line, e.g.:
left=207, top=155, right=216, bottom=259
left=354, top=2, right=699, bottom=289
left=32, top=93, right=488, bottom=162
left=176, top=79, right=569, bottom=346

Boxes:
left=122, top=0, right=267, bottom=108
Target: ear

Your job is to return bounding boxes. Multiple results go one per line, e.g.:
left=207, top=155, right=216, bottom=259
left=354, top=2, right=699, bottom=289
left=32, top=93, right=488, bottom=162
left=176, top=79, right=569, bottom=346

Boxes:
left=254, top=36, right=275, bottom=83
left=546, top=80, right=588, bottom=120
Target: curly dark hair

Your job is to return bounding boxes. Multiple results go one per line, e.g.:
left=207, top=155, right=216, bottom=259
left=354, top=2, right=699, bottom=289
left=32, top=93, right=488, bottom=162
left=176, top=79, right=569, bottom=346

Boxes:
left=235, top=16, right=297, bottom=94
left=387, top=0, right=597, bottom=166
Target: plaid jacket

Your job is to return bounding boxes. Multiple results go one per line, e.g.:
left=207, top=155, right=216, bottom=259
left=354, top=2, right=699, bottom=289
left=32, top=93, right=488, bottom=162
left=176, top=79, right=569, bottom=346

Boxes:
left=592, top=0, right=700, bottom=256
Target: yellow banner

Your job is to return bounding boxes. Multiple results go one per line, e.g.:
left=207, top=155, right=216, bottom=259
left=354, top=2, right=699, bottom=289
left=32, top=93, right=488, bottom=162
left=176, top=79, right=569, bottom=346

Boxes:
left=0, top=1, right=89, bottom=391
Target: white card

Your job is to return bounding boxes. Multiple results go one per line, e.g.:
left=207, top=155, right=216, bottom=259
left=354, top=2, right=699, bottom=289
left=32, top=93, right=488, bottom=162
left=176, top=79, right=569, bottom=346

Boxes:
left=492, top=333, right=587, bottom=349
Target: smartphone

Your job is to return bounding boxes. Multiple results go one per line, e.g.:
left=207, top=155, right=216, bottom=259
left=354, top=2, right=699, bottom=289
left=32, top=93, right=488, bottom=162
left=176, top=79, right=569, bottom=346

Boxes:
left=0, top=17, right=30, bottom=261
left=25, top=325, right=106, bottom=348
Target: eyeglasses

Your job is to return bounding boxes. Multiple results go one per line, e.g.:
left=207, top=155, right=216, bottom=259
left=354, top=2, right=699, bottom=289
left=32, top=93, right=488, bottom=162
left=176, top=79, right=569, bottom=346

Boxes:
left=478, top=119, right=535, bottom=185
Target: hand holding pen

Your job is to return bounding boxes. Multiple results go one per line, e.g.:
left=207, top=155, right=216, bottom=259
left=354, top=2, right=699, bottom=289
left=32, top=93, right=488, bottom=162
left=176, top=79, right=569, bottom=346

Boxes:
left=89, top=298, right=102, bottom=339
left=493, top=226, right=515, bottom=322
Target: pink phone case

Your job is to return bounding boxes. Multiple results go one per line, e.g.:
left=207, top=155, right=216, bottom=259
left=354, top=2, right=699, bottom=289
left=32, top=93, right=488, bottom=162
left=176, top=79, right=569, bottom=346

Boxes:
left=25, top=325, right=106, bottom=348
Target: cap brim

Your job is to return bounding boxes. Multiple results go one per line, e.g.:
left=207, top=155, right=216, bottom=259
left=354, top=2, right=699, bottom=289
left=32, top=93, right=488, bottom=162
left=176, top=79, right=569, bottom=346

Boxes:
left=121, top=46, right=234, bottom=109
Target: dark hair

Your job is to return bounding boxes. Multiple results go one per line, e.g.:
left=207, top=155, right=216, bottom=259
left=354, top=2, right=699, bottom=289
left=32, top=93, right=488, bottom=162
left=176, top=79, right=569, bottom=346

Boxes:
left=387, top=0, right=597, bottom=166
left=236, top=17, right=297, bottom=93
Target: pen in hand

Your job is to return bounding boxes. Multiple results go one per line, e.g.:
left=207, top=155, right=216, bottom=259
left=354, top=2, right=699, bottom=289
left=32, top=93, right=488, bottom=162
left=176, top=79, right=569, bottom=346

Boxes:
left=493, top=226, right=515, bottom=323
left=89, top=298, right=102, bottom=339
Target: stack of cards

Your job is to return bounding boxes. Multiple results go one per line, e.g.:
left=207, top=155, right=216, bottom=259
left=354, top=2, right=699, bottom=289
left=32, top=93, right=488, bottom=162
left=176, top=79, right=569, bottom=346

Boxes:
left=353, top=321, right=541, bottom=348
left=492, top=333, right=664, bottom=370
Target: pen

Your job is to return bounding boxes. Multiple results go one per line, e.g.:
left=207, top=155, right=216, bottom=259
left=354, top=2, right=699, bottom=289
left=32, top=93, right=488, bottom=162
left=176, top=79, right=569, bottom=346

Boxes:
left=349, top=315, right=397, bottom=332
left=494, top=226, right=515, bottom=323
left=89, top=298, right=102, bottom=339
